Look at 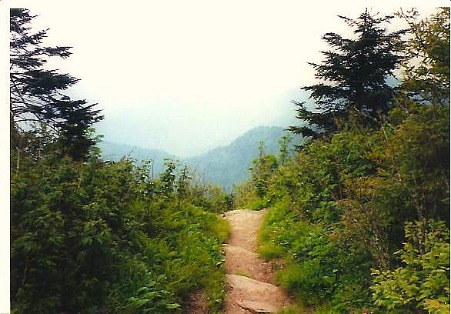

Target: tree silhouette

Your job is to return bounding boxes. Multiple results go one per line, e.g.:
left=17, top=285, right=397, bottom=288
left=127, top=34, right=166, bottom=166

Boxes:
left=290, top=9, right=405, bottom=138
left=10, top=8, right=103, bottom=160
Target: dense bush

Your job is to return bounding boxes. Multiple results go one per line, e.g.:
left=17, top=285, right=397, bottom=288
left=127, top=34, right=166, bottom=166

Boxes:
left=250, top=104, right=449, bottom=312
left=11, top=148, right=230, bottom=313
left=372, top=220, right=450, bottom=313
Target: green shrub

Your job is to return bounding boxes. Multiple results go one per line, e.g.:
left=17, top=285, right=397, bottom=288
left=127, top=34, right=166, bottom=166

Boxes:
left=372, top=220, right=450, bottom=313
left=11, top=152, right=229, bottom=313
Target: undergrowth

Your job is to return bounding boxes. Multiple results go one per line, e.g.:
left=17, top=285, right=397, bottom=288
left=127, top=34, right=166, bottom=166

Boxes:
left=11, top=155, right=231, bottom=313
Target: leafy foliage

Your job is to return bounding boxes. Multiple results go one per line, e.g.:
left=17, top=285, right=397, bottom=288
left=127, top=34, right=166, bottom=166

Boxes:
left=372, top=220, right=450, bottom=313
left=10, top=5, right=449, bottom=314
left=251, top=152, right=278, bottom=199
left=397, top=7, right=450, bottom=105
left=252, top=103, right=449, bottom=313
left=242, top=8, right=449, bottom=313
left=11, top=146, right=230, bottom=313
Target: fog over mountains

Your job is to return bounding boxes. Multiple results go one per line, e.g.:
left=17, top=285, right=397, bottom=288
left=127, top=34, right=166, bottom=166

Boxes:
left=95, top=88, right=308, bottom=158
left=98, top=126, right=302, bottom=190
left=97, top=141, right=178, bottom=178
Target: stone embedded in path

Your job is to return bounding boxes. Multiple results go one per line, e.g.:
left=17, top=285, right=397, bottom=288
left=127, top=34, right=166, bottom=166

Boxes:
left=237, top=300, right=276, bottom=313
left=226, top=274, right=290, bottom=313
left=226, top=274, right=286, bottom=301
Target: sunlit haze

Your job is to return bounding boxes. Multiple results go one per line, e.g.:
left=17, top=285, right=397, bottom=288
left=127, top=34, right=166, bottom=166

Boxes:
left=4, top=0, right=443, bottom=157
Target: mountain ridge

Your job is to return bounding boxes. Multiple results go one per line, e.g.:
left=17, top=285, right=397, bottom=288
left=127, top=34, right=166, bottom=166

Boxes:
left=98, top=125, right=302, bottom=189
left=186, top=126, right=299, bottom=190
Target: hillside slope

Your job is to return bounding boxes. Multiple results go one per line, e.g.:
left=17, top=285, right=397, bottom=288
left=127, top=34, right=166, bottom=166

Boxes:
left=98, top=126, right=302, bottom=190
left=186, top=126, right=301, bottom=190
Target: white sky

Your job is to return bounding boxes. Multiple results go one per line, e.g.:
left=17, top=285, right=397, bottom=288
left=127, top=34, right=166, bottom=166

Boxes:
left=4, top=0, right=444, bottom=157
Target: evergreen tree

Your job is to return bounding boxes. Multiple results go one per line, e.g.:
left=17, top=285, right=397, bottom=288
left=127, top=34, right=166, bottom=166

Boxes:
left=10, top=8, right=103, bottom=160
left=289, top=9, right=405, bottom=138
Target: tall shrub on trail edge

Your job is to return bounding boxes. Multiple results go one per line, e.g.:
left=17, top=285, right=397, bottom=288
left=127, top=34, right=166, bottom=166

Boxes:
left=250, top=153, right=278, bottom=200
left=257, top=103, right=449, bottom=311
left=264, top=7, right=450, bottom=313
left=372, top=220, right=450, bottom=313
left=388, top=105, right=450, bottom=222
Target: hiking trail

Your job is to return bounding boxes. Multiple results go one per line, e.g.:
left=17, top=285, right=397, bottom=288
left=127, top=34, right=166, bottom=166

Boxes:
left=223, top=209, right=292, bottom=313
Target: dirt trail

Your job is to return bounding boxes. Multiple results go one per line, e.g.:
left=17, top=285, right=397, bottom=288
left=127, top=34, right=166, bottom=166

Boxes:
left=224, top=209, right=292, bottom=313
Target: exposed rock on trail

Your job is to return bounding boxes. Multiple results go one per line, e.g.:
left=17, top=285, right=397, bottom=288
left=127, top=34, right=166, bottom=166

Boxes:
left=224, top=209, right=291, bottom=313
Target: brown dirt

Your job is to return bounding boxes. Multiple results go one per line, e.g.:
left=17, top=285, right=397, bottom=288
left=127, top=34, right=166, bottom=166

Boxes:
left=224, top=209, right=292, bottom=313
left=185, top=290, right=208, bottom=314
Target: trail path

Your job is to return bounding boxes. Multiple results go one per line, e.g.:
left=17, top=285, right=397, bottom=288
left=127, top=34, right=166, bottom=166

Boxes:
left=223, top=209, right=292, bottom=313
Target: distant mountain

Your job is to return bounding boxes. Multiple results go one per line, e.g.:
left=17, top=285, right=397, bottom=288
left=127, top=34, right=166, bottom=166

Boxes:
left=97, top=141, right=177, bottom=176
left=98, top=126, right=303, bottom=190
left=185, top=126, right=303, bottom=190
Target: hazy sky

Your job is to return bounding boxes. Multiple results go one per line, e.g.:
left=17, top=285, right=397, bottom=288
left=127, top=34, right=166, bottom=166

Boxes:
left=5, top=0, right=445, bottom=157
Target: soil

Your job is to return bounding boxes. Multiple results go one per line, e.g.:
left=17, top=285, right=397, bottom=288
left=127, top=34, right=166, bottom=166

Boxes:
left=223, top=209, right=292, bottom=313
left=185, top=290, right=208, bottom=314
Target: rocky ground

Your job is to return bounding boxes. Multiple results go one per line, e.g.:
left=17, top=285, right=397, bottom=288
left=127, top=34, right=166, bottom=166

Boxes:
left=223, top=209, right=292, bottom=314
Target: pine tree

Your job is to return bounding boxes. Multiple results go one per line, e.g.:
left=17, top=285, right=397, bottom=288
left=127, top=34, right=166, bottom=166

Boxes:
left=10, top=8, right=103, bottom=160
left=289, top=9, right=405, bottom=138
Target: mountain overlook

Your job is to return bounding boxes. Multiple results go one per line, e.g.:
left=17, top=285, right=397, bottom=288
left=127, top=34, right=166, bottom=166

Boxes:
left=98, top=126, right=302, bottom=190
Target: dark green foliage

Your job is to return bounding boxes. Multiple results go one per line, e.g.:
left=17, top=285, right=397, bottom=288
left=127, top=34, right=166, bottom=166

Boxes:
left=388, top=105, right=450, bottom=221
left=254, top=103, right=449, bottom=312
left=278, top=133, right=293, bottom=166
left=243, top=8, right=450, bottom=313
left=10, top=5, right=449, bottom=314
left=247, top=10, right=450, bottom=308
left=10, top=8, right=103, bottom=160
left=251, top=152, right=278, bottom=199
left=160, top=158, right=177, bottom=198
left=372, top=220, right=450, bottom=313
left=11, top=145, right=229, bottom=313
left=290, top=9, right=405, bottom=138
left=175, top=165, right=190, bottom=211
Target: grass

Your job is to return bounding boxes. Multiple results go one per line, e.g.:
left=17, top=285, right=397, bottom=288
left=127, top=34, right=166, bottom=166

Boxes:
left=202, top=268, right=227, bottom=313
left=257, top=204, right=338, bottom=314
left=257, top=242, right=285, bottom=260
left=201, top=213, right=231, bottom=313
left=277, top=304, right=341, bottom=314
left=277, top=304, right=311, bottom=314
left=209, top=215, right=231, bottom=244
